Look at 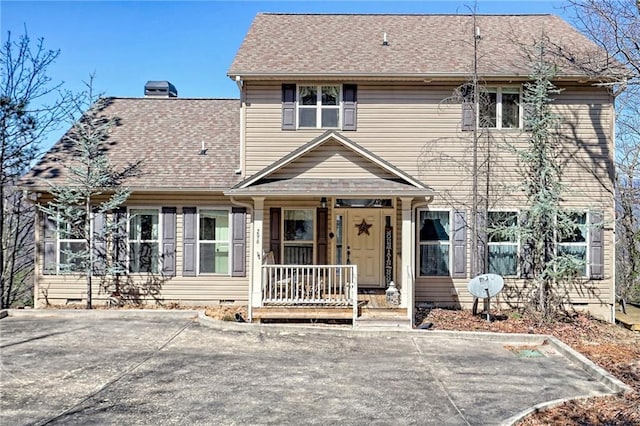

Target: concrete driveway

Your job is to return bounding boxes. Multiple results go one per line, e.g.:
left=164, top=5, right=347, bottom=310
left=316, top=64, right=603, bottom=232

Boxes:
left=0, top=310, right=625, bottom=426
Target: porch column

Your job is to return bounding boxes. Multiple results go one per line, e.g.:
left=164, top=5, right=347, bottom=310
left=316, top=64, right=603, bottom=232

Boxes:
left=400, top=197, right=414, bottom=321
left=251, top=197, right=265, bottom=310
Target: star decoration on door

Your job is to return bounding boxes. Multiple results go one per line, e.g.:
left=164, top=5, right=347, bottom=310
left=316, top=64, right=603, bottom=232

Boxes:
left=356, top=218, right=372, bottom=236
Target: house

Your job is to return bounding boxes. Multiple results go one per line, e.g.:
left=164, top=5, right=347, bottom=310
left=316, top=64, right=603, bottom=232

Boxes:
left=21, top=13, right=621, bottom=324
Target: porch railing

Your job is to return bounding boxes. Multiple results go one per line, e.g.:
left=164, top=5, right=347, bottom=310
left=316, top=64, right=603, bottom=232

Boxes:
left=261, top=264, right=358, bottom=310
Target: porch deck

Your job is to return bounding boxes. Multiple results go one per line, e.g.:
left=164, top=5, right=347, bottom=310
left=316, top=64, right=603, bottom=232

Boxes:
left=253, top=289, right=408, bottom=325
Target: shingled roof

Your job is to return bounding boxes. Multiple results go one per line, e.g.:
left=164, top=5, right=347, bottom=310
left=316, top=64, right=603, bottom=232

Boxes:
left=21, top=98, right=241, bottom=192
left=228, top=13, right=617, bottom=79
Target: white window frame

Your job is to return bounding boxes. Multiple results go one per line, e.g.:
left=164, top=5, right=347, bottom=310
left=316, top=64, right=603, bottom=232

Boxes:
left=487, top=210, right=519, bottom=277
left=196, top=207, right=232, bottom=276
left=57, top=216, right=87, bottom=274
left=282, top=208, right=316, bottom=265
left=127, top=207, right=162, bottom=274
left=557, top=211, right=589, bottom=278
left=417, top=209, right=452, bottom=277
left=481, top=86, right=522, bottom=130
left=297, top=84, right=341, bottom=129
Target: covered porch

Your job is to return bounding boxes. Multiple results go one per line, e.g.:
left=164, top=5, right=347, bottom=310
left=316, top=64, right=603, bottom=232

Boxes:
left=225, top=131, right=435, bottom=327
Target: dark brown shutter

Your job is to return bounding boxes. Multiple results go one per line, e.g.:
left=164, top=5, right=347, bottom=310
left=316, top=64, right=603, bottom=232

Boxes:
left=342, top=84, right=357, bottom=131
left=589, top=211, right=604, bottom=280
left=231, top=207, right=247, bottom=277
left=270, top=207, right=281, bottom=264
left=43, top=212, right=57, bottom=275
left=451, top=210, right=467, bottom=278
left=92, top=211, right=106, bottom=276
left=113, top=207, right=128, bottom=275
left=183, top=207, right=197, bottom=277
left=316, top=207, right=328, bottom=264
left=461, top=102, right=474, bottom=131
left=282, top=84, right=296, bottom=130
left=162, top=207, right=176, bottom=276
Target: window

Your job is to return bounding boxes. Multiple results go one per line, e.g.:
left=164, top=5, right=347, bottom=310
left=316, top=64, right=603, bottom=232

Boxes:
left=283, top=209, right=314, bottom=265
left=298, top=85, right=340, bottom=128
left=558, top=212, right=588, bottom=276
left=480, top=87, right=521, bottom=129
left=419, top=211, right=451, bottom=276
left=199, top=209, right=230, bottom=274
left=58, top=218, right=86, bottom=273
left=129, top=209, right=159, bottom=273
left=488, top=211, right=518, bottom=276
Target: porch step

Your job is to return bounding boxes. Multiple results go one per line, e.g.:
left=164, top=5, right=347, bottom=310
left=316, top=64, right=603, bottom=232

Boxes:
left=355, top=316, right=412, bottom=329
left=355, top=309, right=411, bottom=329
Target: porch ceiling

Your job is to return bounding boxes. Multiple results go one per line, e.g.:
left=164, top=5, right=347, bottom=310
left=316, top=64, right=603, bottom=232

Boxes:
left=224, top=177, right=434, bottom=197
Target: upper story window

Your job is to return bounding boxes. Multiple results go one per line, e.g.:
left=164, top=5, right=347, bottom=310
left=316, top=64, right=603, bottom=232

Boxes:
left=480, top=87, right=521, bottom=129
left=299, top=85, right=340, bottom=128
left=199, top=209, right=230, bottom=274
left=282, top=84, right=357, bottom=131
left=129, top=208, right=160, bottom=273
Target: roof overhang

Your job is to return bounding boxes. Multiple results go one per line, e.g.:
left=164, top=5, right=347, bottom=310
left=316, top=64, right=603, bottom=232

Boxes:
left=225, top=178, right=435, bottom=197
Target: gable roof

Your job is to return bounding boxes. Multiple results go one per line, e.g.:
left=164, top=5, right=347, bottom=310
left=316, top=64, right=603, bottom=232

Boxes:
left=228, top=13, right=619, bottom=79
left=226, top=130, right=434, bottom=197
left=21, top=98, right=241, bottom=192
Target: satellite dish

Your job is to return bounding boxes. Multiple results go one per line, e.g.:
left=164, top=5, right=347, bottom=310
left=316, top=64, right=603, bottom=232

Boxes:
left=468, top=273, right=504, bottom=299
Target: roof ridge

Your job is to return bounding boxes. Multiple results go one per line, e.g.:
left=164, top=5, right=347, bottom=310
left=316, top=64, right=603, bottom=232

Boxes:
left=257, top=12, right=554, bottom=17
left=106, top=97, right=240, bottom=101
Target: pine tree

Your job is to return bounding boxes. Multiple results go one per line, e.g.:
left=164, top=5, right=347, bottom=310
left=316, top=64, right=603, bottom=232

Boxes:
left=39, top=79, right=139, bottom=309
left=510, top=43, right=586, bottom=319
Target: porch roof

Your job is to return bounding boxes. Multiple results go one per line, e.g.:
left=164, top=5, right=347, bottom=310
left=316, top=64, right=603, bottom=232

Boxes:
left=224, top=177, right=434, bottom=197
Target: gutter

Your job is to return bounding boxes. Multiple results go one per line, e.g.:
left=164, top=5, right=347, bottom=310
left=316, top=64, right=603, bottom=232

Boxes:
left=234, top=76, right=245, bottom=176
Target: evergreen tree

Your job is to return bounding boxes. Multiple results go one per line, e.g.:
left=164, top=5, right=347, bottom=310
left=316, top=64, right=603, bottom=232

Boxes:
left=39, top=79, right=139, bottom=309
left=507, top=43, right=586, bottom=319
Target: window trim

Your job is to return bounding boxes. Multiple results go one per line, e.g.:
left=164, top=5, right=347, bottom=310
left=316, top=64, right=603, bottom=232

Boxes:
left=297, top=84, right=342, bottom=129
left=57, top=216, right=88, bottom=274
left=481, top=86, right=523, bottom=130
left=487, top=210, right=519, bottom=277
left=282, top=208, right=316, bottom=265
left=417, top=209, right=452, bottom=277
left=557, top=211, right=589, bottom=278
left=196, top=207, right=232, bottom=276
left=127, top=207, right=162, bottom=274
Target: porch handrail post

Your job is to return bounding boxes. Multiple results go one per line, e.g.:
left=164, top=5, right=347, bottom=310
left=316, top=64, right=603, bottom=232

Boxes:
left=352, top=265, right=358, bottom=327
left=251, top=197, right=265, bottom=311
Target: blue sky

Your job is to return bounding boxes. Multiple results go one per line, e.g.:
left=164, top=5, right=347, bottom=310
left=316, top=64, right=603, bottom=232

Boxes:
left=2, top=0, right=572, bottom=148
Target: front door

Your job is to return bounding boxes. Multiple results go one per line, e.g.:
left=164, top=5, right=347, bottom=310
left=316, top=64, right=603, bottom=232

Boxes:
left=345, top=209, right=383, bottom=287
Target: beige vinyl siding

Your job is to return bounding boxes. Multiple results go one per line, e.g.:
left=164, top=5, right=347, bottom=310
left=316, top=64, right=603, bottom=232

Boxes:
left=244, top=82, right=614, bottom=204
left=270, top=140, right=397, bottom=180
left=34, top=194, right=251, bottom=307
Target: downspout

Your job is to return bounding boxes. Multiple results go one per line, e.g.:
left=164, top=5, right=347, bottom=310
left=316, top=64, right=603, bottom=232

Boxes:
left=610, top=89, right=617, bottom=324
left=230, top=196, right=254, bottom=321
left=408, top=196, right=434, bottom=325
left=234, top=76, right=245, bottom=176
